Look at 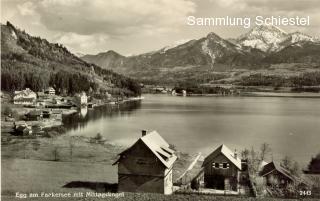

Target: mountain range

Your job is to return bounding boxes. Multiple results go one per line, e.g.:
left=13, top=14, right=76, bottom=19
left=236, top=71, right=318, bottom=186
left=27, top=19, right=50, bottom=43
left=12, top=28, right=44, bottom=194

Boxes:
left=81, top=25, right=320, bottom=84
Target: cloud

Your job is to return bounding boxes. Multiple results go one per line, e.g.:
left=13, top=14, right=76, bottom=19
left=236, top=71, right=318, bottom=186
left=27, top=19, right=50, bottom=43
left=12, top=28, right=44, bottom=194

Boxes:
left=245, top=0, right=320, bottom=12
left=2, top=0, right=319, bottom=55
left=213, top=0, right=319, bottom=12
left=33, top=0, right=196, bottom=36
left=17, top=1, right=35, bottom=16
left=53, top=33, right=110, bottom=53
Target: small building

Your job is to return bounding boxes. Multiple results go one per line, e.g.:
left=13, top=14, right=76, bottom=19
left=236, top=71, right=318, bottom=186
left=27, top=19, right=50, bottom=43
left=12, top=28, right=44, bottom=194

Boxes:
left=74, top=92, right=88, bottom=107
left=260, top=161, right=294, bottom=187
left=13, top=88, right=37, bottom=105
left=182, top=90, right=187, bottom=97
left=45, top=87, right=56, bottom=95
left=202, top=144, right=242, bottom=191
left=113, top=130, right=177, bottom=194
left=260, top=161, right=311, bottom=191
left=171, top=90, right=177, bottom=96
left=25, top=110, right=43, bottom=121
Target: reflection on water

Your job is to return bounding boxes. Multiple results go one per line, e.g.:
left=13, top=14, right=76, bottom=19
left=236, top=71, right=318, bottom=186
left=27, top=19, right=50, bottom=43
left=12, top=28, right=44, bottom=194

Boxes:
left=80, top=107, right=88, bottom=118
left=63, top=101, right=142, bottom=131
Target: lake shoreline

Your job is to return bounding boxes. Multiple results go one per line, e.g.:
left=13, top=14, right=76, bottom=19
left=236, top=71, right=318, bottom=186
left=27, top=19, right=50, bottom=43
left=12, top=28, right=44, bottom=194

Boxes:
left=240, top=92, right=320, bottom=98
left=149, top=92, right=320, bottom=98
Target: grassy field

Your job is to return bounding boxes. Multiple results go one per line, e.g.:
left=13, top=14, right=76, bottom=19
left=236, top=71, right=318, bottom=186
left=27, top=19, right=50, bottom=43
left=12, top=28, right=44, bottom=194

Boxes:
left=1, top=133, right=200, bottom=198
left=1, top=158, right=117, bottom=195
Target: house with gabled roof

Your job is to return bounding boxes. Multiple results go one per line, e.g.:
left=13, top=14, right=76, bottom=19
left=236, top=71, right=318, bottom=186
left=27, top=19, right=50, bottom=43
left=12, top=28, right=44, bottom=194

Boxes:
left=260, top=161, right=294, bottom=186
left=260, top=161, right=311, bottom=192
left=202, top=144, right=242, bottom=191
left=113, top=130, right=177, bottom=194
left=45, top=87, right=55, bottom=95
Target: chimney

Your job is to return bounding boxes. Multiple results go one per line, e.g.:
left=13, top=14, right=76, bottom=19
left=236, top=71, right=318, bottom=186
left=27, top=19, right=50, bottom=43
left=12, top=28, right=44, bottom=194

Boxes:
left=141, top=130, right=147, bottom=137
left=234, top=149, right=238, bottom=159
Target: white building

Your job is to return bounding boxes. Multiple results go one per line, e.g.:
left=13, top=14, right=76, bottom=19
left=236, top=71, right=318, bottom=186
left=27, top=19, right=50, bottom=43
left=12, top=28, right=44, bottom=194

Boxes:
left=75, top=91, right=88, bottom=106
left=182, top=90, right=187, bottom=97
left=13, top=88, right=37, bottom=105
left=45, top=87, right=56, bottom=95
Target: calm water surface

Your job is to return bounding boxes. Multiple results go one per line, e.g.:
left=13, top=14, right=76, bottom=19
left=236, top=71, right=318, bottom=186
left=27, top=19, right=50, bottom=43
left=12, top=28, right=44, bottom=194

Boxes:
left=64, top=94, right=320, bottom=166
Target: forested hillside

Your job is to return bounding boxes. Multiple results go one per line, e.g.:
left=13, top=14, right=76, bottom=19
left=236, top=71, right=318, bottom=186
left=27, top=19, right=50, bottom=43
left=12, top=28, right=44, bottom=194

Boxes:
left=1, top=22, right=141, bottom=97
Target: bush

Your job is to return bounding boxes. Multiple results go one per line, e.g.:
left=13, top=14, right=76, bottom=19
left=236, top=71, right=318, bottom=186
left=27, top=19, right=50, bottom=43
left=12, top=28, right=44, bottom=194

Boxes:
left=2, top=105, right=12, bottom=116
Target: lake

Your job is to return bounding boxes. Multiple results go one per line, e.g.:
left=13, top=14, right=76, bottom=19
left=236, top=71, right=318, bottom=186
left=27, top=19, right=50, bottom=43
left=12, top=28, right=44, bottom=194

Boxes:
left=63, top=94, right=320, bottom=166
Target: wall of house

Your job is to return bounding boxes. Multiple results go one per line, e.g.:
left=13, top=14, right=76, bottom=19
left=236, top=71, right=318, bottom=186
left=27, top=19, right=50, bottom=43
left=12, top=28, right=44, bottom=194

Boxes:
left=203, top=154, right=239, bottom=191
left=118, top=174, right=164, bottom=194
left=265, top=171, right=292, bottom=187
left=118, top=140, right=165, bottom=176
left=118, top=140, right=172, bottom=194
left=204, top=154, right=239, bottom=176
left=164, top=169, right=173, bottom=195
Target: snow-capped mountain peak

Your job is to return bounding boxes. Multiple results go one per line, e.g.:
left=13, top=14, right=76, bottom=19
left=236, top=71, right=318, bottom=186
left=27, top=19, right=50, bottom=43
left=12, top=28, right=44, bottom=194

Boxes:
left=288, top=32, right=315, bottom=43
left=237, top=25, right=288, bottom=52
left=159, top=39, right=191, bottom=53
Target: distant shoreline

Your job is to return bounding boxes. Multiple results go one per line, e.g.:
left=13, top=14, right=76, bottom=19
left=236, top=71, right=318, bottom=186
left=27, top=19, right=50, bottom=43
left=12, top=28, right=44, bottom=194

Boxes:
left=240, top=92, right=320, bottom=98
left=148, top=92, right=320, bottom=98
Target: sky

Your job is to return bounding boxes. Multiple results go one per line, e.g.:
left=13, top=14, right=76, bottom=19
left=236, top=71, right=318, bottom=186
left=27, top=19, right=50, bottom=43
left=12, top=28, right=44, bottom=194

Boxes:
left=1, top=0, right=320, bottom=55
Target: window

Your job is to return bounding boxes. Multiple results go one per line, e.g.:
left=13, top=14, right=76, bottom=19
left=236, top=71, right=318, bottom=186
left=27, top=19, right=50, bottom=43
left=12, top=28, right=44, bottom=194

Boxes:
left=213, top=162, right=219, bottom=168
left=222, top=163, right=229, bottom=169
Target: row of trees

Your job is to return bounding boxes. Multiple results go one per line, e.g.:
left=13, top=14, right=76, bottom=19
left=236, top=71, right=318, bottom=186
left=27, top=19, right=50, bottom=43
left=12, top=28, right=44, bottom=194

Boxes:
left=1, top=57, right=141, bottom=96
left=240, top=72, right=320, bottom=88
left=1, top=68, right=98, bottom=95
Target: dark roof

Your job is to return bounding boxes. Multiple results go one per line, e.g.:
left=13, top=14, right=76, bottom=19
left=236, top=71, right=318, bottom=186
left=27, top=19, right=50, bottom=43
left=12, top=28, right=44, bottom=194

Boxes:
left=202, top=144, right=242, bottom=169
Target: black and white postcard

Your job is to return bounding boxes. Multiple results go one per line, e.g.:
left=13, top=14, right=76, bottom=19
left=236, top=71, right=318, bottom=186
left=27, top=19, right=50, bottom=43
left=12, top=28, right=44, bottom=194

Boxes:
left=1, top=0, right=320, bottom=200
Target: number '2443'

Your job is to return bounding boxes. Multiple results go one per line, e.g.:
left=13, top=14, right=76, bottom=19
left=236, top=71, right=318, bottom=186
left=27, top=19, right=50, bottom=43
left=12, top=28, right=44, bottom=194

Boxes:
left=299, top=191, right=311, bottom=196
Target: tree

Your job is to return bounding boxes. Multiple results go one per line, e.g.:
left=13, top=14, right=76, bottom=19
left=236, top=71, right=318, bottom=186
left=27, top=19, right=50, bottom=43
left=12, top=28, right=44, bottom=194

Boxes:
left=281, top=155, right=293, bottom=171
left=248, top=147, right=260, bottom=176
left=291, top=161, right=302, bottom=177
left=169, top=143, right=177, bottom=151
left=260, top=143, right=271, bottom=162
left=241, top=148, right=250, bottom=160
left=307, top=153, right=320, bottom=174
left=3, top=105, right=12, bottom=116
left=281, top=156, right=302, bottom=177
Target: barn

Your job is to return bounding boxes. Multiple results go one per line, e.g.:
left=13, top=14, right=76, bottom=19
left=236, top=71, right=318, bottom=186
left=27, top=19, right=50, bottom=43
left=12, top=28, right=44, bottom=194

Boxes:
left=113, top=130, right=177, bottom=194
left=202, top=144, right=242, bottom=191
